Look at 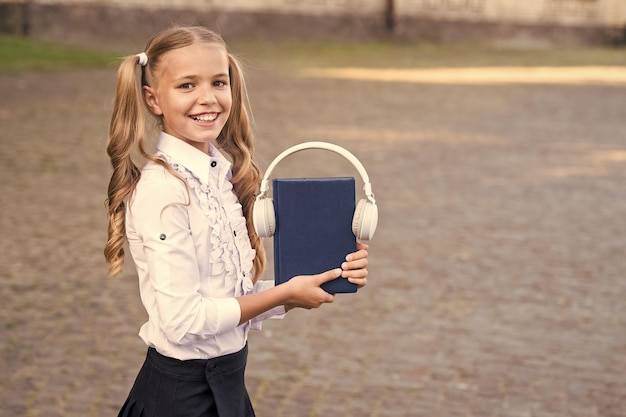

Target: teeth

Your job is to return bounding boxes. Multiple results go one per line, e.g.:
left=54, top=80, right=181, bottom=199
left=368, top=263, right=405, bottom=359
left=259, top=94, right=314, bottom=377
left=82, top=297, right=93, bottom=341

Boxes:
left=194, top=114, right=217, bottom=122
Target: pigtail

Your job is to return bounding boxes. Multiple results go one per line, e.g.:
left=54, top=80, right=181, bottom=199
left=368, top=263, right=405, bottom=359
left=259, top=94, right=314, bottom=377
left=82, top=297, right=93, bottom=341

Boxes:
left=218, top=54, right=266, bottom=283
left=104, top=55, right=146, bottom=277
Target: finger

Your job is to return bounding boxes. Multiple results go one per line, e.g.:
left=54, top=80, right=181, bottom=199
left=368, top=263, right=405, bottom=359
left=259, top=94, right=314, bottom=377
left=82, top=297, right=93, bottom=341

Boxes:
left=345, top=249, right=368, bottom=262
left=347, top=277, right=367, bottom=288
left=342, top=258, right=368, bottom=271
left=356, top=242, right=369, bottom=251
left=315, top=268, right=342, bottom=286
left=342, top=267, right=368, bottom=279
left=313, top=290, right=336, bottom=307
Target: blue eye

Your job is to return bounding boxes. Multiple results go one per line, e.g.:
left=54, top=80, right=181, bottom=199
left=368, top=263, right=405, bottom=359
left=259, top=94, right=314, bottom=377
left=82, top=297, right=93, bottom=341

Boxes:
left=179, top=83, right=194, bottom=89
left=214, top=80, right=228, bottom=87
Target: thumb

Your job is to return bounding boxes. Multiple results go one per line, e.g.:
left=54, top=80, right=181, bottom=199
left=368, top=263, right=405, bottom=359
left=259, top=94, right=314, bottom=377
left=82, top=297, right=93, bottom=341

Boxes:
left=315, top=268, right=342, bottom=286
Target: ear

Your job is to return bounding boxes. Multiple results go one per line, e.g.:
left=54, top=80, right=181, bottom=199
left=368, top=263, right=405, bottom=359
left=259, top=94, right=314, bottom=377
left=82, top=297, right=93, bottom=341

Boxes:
left=143, top=85, right=163, bottom=116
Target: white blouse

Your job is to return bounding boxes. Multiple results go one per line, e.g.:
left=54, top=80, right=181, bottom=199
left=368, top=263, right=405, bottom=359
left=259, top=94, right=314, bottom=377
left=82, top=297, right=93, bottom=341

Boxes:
left=126, top=132, right=284, bottom=361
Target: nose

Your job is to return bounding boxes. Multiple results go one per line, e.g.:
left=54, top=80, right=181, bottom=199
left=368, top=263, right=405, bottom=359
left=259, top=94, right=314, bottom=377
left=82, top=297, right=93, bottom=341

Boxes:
left=198, top=86, right=217, bottom=105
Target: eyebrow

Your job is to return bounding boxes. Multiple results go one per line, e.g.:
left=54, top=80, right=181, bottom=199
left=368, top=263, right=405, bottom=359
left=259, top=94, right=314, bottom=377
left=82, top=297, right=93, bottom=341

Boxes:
left=174, top=73, right=229, bottom=82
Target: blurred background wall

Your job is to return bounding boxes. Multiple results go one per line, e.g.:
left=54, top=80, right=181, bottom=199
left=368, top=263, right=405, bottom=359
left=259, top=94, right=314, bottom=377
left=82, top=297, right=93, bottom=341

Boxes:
left=1, top=0, right=625, bottom=47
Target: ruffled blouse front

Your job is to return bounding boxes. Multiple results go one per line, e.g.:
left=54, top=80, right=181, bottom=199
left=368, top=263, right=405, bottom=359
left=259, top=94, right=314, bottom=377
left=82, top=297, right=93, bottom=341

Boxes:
left=171, top=156, right=255, bottom=297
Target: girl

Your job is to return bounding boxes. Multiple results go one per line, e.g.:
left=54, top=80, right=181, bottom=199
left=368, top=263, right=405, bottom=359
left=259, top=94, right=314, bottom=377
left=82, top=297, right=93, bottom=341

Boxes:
left=104, top=26, right=369, bottom=417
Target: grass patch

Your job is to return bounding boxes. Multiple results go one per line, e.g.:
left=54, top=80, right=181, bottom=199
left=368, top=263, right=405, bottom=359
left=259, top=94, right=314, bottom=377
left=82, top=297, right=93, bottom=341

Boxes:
left=3, top=35, right=625, bottom=74
left=231, top=39, right=626, bottom=69
left=0, top=36, right=119, bottom=73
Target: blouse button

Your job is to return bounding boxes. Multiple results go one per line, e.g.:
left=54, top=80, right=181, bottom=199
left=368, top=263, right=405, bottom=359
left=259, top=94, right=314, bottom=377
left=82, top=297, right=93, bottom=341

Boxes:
left=159, top=234, right=166, bottom=240
left=210, top=161, right=217, bottom=168
left=233, top=230, right=237, bottom=237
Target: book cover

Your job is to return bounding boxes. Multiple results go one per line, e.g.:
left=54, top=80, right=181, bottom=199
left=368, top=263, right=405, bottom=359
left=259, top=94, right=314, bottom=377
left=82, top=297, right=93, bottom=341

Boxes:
left=273, top=177, right=357, bottom=294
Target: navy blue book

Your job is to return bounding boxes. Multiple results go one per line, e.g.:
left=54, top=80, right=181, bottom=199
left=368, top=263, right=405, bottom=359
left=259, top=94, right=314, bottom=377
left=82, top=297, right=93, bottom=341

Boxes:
left=273, top=177, right=357, bottom=294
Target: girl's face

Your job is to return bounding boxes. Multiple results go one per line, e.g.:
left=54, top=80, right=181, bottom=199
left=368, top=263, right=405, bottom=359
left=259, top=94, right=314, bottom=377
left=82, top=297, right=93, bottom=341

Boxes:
left=144, top=42, right=232, bottom=154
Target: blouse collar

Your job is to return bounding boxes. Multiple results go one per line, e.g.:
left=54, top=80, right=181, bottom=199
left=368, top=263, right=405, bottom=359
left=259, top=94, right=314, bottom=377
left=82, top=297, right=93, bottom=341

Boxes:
left=156, top=132, right=232, bottom=183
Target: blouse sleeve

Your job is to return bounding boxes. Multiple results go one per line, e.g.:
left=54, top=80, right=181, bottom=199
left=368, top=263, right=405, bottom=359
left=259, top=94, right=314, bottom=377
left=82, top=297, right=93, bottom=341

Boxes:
left=130, top=174, right=241, bottom=345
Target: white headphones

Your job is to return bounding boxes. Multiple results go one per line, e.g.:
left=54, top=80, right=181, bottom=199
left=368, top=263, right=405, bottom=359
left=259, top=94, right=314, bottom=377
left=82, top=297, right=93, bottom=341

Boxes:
left=253, top=142, right=378, bottom=240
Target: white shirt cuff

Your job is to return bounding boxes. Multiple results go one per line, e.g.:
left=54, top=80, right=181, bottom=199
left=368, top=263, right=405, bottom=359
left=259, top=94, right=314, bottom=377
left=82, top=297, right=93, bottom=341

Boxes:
left=213, top=297, right=242, bottom=333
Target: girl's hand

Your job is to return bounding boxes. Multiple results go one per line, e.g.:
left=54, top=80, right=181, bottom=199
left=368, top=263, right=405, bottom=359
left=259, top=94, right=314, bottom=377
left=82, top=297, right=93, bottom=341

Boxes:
left=284, top=269, right=339, bottom=311
left=341, top=242, right=369, bottom=289
left=283, top=243, right=369, bottom=311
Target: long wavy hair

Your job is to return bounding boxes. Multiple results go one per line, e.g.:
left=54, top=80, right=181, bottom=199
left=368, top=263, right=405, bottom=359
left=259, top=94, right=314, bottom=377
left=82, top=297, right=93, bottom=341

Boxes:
left=104, top=26, right=266, bottom=281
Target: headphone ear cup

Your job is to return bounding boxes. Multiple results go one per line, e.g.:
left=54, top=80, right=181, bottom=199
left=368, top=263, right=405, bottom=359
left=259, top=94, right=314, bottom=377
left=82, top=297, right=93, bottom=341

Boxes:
left=253, top=198, right=276, bottom=238
left=352, top=199, right=378, bottom=240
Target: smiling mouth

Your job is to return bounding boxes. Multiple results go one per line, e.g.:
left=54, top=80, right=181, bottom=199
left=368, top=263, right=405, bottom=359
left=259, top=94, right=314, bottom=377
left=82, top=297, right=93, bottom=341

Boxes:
left=192, top=113, right=218, bottom=122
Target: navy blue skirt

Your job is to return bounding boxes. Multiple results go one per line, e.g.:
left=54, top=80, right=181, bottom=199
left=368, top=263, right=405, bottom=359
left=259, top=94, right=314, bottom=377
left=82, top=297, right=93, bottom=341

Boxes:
left=118, top=344, right=255, bottom=417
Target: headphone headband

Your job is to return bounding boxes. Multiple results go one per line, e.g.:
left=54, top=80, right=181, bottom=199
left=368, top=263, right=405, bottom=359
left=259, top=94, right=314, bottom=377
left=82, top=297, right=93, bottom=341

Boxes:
left=258, top=141, right=375, bottom=203
left=253, top=141, right=378, bottom=241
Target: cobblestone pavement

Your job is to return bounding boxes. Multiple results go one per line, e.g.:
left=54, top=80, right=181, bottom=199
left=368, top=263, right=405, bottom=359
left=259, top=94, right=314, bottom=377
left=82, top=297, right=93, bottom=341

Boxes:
left=1, top=58, right=625, bottom=417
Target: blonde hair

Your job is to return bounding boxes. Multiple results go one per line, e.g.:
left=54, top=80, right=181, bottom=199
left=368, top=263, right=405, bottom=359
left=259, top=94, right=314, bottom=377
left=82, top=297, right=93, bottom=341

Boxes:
left=104, top=26, right=266, bottom=281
